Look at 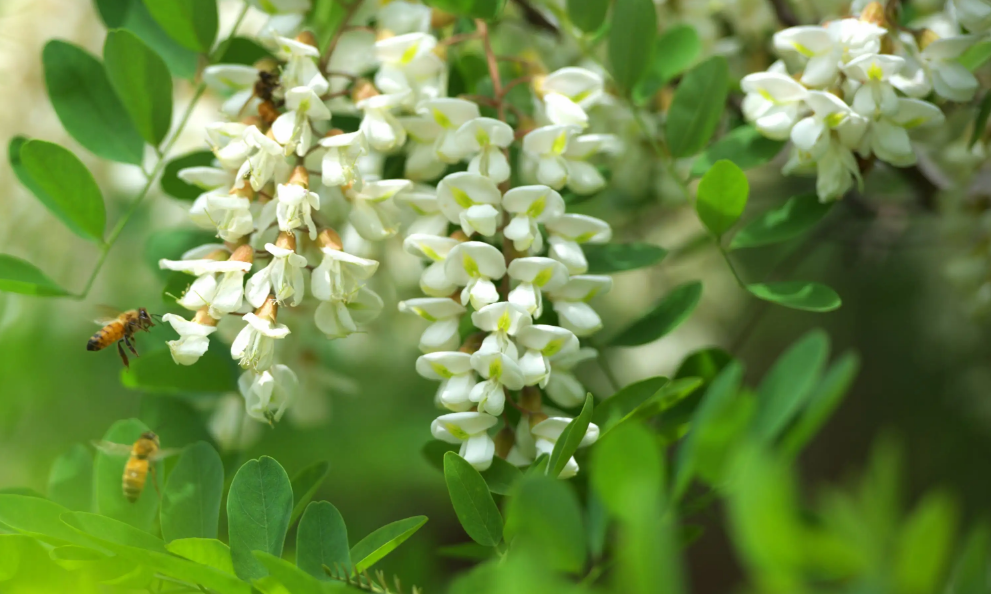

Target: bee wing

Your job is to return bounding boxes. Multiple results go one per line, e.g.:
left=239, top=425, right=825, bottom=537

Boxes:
left=92, top=441, right=133, bottom=457
left=148, top=448, right=183, bottom=462
left=93, top=305, right=123, bottom=325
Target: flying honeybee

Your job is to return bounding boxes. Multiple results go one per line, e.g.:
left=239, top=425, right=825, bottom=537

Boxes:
left=86, top=307, right=157, bottom=368
left=92, top=432, right=180, bottom=503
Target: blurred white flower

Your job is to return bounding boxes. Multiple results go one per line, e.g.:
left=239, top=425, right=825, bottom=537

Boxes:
left=549, top=275, right=613, bottom=337
left=545, top=347, right=598, bottom=408
left=403, top=234, right=461, bottom=296
left=238, top=364, right=299, bottom=424
left=231, top=311, right=291, bottom=371
left=320, top=131, right=367, bottom=189
left=741, top=72, right=809, bottom=140
left=273, top=35, right=329, bottom=94
left=314, top=286, right=384, bottom=338
left=347, top=179, right=411, bottom=240
left=540, top=67, right=605, bottom=127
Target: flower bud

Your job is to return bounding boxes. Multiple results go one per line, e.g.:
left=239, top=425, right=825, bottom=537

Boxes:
left=229, top=243, right=255, bottom=265
left=295, top=31, right=318, bottom=48
left=433, top=44, right=448, bottom=62
left=325, top=128, right=345, bottom=138
left=275, top=230, right=297, bottom=252
left=230, top=184, right=255, bottom=200
left=450, top=230, right=469, bottom=242
left=205, top=249, right=230, bottom=261
left=316, top=228, right=343, bottom=251
left=193, top=306, right=220, bottom=326
left=520, top=386, right=542, bottom=413
left=494, top=426, right=515, bottom=459
left=531, top=74, right=547, bottom=99
left=859, top=1, right=886, bottom=27
left=918, top=29, right=940, bottom=52
left=352, top=79, right=379, bottom=104
left=431, top=9, right=456, bottom=28
left=255, top=294, right=279, bottom=322
left=289, top=165, right=309, bottom=188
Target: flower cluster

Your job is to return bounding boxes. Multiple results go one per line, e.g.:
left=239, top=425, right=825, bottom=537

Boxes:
left=741, top=1, right=983, bottom=202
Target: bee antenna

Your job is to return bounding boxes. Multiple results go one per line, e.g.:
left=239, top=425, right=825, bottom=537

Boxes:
left=150, top=313, right=165, bottom=321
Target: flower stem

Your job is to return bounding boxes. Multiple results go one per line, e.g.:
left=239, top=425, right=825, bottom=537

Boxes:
left=717, top=244, right=748, bottom=290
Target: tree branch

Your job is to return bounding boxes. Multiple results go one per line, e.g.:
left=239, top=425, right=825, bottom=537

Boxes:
left=768, top=0, right=800, bottom=27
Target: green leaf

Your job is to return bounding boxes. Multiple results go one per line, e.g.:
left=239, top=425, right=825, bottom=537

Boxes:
left=161, top=151, right=217, bottom=200
left=894, top=491, right=958, bottom=594
left=95, top=0, right=199, bottom=79
left=142, top=0, right=217, bottom=52
left=751, top=329, right=830, bottom=442
left=0, top=495, right=91, bottom=547
left=10, top=136, right=85, bottom=243
left=970, top=92, right=991, bottom=149
left=47, top=444, right=93, bottom=512
left=608, top=0, right=657, bottom=91
left=960, top=40, right=991, bottom=71
left=120, top=344, right=239, bottom=394
left=139, top=396, right=217, bottom=451
left=950, top=521, right=991, bottom=594
left=349, top=516, right=428, bottom=574
left=666, top=56, right=729, bottom=158
left=296, top=501, right=350, bottom=580
left=290, top=461, right=331, bottom=527
left=0, top=254, right=70, bottom=297
left=691, top=125, right=786, bottom=178
left=781, top=352, right=859, bottom=458
left=591, top=423, right=664, bottom=522
left=227, top=456, right=293, bottom=581
left=675, top=347, right=732, bottom=385
left=61, top=511, right=167, bottom=552
left=504, top=475, right=586, bottom=574
left=103, top=29, right=174, bottom=146
left=747, top=281, right=842, bottom=312
left=603, top=377, right=703, bottom=437
left=252, top=551, right=328, bottom=594
left=610, top=281, right=703, bottom=346
left=548, top=394, right=593, bottom=478
left=583, top=243, right=667, bottom=274
left=42, top=41, right=145, bottom=165
left=593, top=376, right=669, bottom=427
left=633, top=24, right=701, bottom=105
left=161, top=441, right=224, bottom=542
left=145, top=228, right=218, bottom=279
left=216, top=36, right=274, bottom=65
left=567, top=0, right=609, bottom=33
left=730, top=193, right=832, bottom=250
left=479, top=456, right=524, bottom=495
left=166, top=538, right=234, bottom=575
left=18, top=140, right=105, bottom=243
left=93, top=419, right=161, bottom=532
left=696, top=160, right=748, bottom=237
left=423, top=0, right=506, bottom=19
left=674, top=361, right=743, bottom=497
left=444, top=452, right=503, bottom=547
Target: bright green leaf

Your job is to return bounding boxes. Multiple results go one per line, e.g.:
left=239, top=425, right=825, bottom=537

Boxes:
left=120, top=344, right=239, bottom=394
left=691, top=125, right=786, bottom=177
left=227, top=456, right=293, bottom=581
left=608, top=0, right=657, bottom=91
left=894, top=491, right=958, bottom=594
left=252, top=551, right=329, bottom=594
left=752, top=329, right=830, bottom=442
left=42, top=40, right=145, bottom=165
left=666, top=56, right=729, bottom=158
left=93, top=419, right=161, bottom=532
left=730, top=193, right=832, bottom=250
left=583, top=243, right=667, bottom=273
left=161, top=151, right=217, bottom=200
left=161, top=441, right=224, bottom=542
left=61, top=511, right=166, bottom=552
left=143, top=0, right=218, bottom=52
left=444, top=452, right=503, bottom=547
left=696, top=160, right=748, bottom=237
left=747, top=281, right=842, bottom=312
left=950, top=522, right=991, bottom=594
left=95, top=0, right=199, bottom=79
left=47, top=444, right=92, bottom=512
left=590, top=422, right=664, bottom=522
left=634, top=24, right=701, bottom=105
left=104, top=29, right=174, bottom=146
left=610, top=281, right=703, bottom=346
left=781, top=352, right=859, bottom=458
left=19, top=140, right=105, bottom=243
left=548, top=394, right=593, bottom=478
left=960, top=40, right=991, bottom=71
left=350, top=516, right=428, bottom=574
left=504, top=475, right=586, bottom=574
left=296, top=501, right=350, bottom=580
left=567, top=0, right=609, bottom=33
left=592, top=376, right=669, bottom=428
left=290, top=460, right=331, bottom=526
left=0, top=495, right=91, bottom=547
left=480, top=456, right=524, bottom=495
left=0, top=254, right=70, bottom=297
left=166, top=538, right=235, bottom=575
left=604, top=377, right=704, bottom=437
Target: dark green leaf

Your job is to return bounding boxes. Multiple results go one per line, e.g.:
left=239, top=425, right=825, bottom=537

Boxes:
left=296, top=501, right=350, bottom=580
left=696, top=160, right=748, bottom=237
left=634, top=24, right=701, bottom=105
left=583, top=243, right=667, bottom=273
left=730, top=193, right=832, bottom=250
left=104, top=29, right=174, bottom=146
left=610, top=281, right=703, bottom=346
left=145, top=227, right=218, bottom=279
left=666, top=56, right=729, bottom=158
left=161, top=441, right=224, bottom=542
left=747, top=281, right=842, bottom=312
left=42, top=41, right=145, bottom=164
left=217, top=36, right=274, bottom=65
left=675, top=348, right=732, bottom=385
left=161, top=151, right=217, bottom=200
left=567, top=0, right=609, bottom=33
left=691, top=125, right=786, bottom=177
left=93, top=419, right=161, bottom=532
left=18, top=140, right=105, bottom=243
left=423, top=0, right=506, bottom=19
left=591, top=422, right=663, bottom=522
left=290, top=461, right=330, bottom=526
left=47, top=444, right=92, bottom=512
left=0, top=254, right=70, bottom=297
left=227, top=456, right=293, bottom=581
left=504, top=475, right=586, bottom=573
left=142, top=0, right=218, bottom=52
left=548, top=394, right=593, bottom=478
left=95, top=0, right=199, bottom=79
left=444, top=452, right=503, bottom=547
left=10, top=136, right=85, bottom=241
left=960, top=40, right=991, bottom=71
left=950, top=521, right=991, bottom=594
left=970, top=92, right=991, bottom=149
left=592, top=376, right=668, bottom=428
left=752, top=329, right=830, bottom=442
left=479, top=456, right=523, bottom=495
left=120, top=343, right=239, bottom=394
left=603, top=377, right=703, bottom=437
left=894, top=491, right=958, bottom=594
left=166, top=538, right=235, bottom=575
left=608, top=0, right=657, bottom=91
left=781, top=352, right=859, bottom=458
left=349, top=516, right=428, bottom=574
left=436, top=541, right=495, bottom=561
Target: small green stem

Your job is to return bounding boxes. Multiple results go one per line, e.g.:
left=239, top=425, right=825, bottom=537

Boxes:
left=716, top=243, right=747, bottom=289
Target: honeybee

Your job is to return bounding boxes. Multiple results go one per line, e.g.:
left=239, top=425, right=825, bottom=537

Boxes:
left=92, top=432, right=180, bottom=503
left=254, top=69, right=280, bottom=103
left=86, top=307, right=157, bottom=368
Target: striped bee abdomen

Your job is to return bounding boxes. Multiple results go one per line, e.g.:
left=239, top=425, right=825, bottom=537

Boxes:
left=88, top=321, right=123, bottom=351
left=122, top=458, right=149, bottom=502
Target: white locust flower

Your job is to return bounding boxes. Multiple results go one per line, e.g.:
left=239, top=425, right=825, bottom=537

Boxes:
left=245, top=234, right=307, bottom=308
left=545, top=214, right=612, bottom=275
left=416, top=352, right=477, bottom=411
left=273, top=35, right=329, bottom=94
left=209, top=394, right=263, bottom=452
left=203, top=64, right=259, bottom=118
left=357, top=91, right=411, bottom=152
left=563, top=134, right=620, bottom=195
left=398, top=297, right=467, bottom=352
left=231, top=300, right=291, bottom=371
left=507, top=257, right=570, bottom=317
left=456, top=118, right=514, bottom=184
left=320, top=131, right=367, bottom=189
left=436, top=172, right=502, bottom=238
left=374, top=33, right=446, bottom=106
left=468, top=350, right=525, bottom=415
left=444, top=241, right=507, bottom=310
left=893, top=33, right=981, bottom=102
left=378, top=0, right=432, bottom=34
left=788, top=90, right=868, bottom=201
left=207, top=122, right=252, bottom=171
left=538, top=67, right=605, bottom=128
left=522, top=125, right=583, bottom=190
left=347, top=179, right=411, bottom=241
left=396, top=185, right=450, bottom=236
left=545, top=347, right=598, bottom=408
left=549, top=275, right=613, bottom=337
left=159, top=248, right=253, bottom=316
left=311, top=237, right=379, bottom=303
left=531, top=417, right=599, bottom=478
left=403, top=234, right=461, bottom=297
left=858, top=98, right=945, bottom=167
left=240, top=125, right=291, bottom=191
left=740, top=72, right=809, bottom=140
left=953, top=0, right=991, bottom=33
left=472, top=301, right=532, bottom=357
left=431, top=412, right=499, bottom=471
left=162, top=312, right=218, bottom=366
left=238, top=364, right=299, bottom=425
left=272, top=86, right=332, bottom=157
left=420, top=98, right=482, bottom=163
left=842, top=54, right=906, bottom=118
left=178, top=165, right=234, bottom=193
left=274, top=180, right=320, bottom=240
left=516, top=325, right=579, bottom=387
left=189, top=188, right=254, bottom=243
left=400, top=116, right=449, bottom=181
left=502, top=185, right=566, bottom=253
left=773, top=19, right=886, bottom=87
left=314, top=286, right=384, bottom=338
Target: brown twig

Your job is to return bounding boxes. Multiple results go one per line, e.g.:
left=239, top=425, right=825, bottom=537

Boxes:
left=499, top=75, right=534, bottom=99
left=439, top=31, right=482, bottom=46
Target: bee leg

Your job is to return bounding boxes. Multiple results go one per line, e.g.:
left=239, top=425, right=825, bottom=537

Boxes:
left=124, top=335, right=139, bottom=357
left=117, top=341, right=130, bottom=368
left=150, top=464, right=162, bottom=500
